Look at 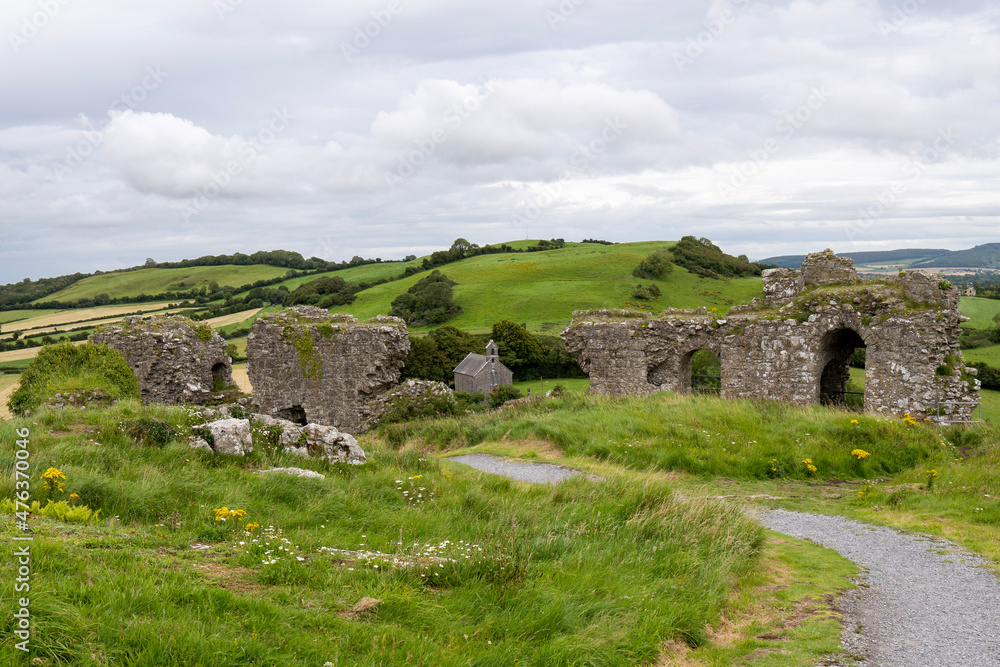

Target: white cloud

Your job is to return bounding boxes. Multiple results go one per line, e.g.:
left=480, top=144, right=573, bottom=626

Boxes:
left=1, top=0, right=999, bottom=281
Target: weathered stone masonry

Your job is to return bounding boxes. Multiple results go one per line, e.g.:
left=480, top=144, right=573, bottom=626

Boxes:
left=90, top=315, right=233, bottom=406
left=247, top=306, right=409, bottom=433
left=563, top=250, right=980, bottom=422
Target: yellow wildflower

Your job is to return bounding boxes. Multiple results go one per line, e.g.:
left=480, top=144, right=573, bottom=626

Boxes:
left=851, top=449, right=870, bottom=460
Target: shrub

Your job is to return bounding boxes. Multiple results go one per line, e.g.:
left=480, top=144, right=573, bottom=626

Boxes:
left=632, top=283, right=661, bottom=301
left=632, top=250, right=674, bottom=280
left=8, top=341, right=140, bottom=416
left=487, top=385, right=522, bottom=408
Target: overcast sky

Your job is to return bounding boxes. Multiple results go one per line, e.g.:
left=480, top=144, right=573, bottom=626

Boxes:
left=0, top=0, right=997, bottom=283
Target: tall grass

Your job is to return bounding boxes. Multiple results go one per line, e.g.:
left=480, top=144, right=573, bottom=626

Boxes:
left=0, top=403, right=762, bottom=665
left=380, top=392, right=979, bottom=480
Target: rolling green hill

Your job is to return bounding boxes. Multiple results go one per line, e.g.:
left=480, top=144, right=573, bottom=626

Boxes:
left=37, top=265, right=294, bottom=303
left=913, top=243, right=1000, bottom=269
left=302, top=241, right=763, bottom=333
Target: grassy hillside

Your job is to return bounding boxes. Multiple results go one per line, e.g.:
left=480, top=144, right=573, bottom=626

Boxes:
left=959, top=297, right=1000, bottom=329
left=302, top=242, right=762, bottom=333
left=38, top=265, right=293, bottom=303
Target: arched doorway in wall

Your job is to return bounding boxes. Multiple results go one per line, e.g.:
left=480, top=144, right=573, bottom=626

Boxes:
left=687, top=349, right=722, bottom=394
left=819, top=328, right=866, bottom=408
left=211, top=363, right=229, bottom=391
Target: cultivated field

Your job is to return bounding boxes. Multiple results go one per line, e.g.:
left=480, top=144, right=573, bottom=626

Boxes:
left=0, top=303, right=177, bottom=335
left=0, top=374, right=18, bottom=419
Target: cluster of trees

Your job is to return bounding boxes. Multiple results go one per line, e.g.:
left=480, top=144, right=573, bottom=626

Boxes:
left=285, top=276, right=359, bottom=308
left=669, top=236, right=765, bottom=279
left=389, top=271, right=462, bottom=327
left=0, top=273, right=89, bottom=308
left=401, top=321, right=585, bottom=385
left=144, top=249, right=388, bottom=272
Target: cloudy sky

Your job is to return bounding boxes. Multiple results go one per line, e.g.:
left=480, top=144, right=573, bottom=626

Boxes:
left=0, top=0, right=997, bottom=283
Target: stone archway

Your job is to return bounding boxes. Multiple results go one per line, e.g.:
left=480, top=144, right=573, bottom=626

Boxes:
left=818, top=328, right=866, bottom=407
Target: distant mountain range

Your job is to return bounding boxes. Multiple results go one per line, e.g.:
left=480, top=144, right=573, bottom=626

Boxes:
left=761, top=243, right=1000, bottom=271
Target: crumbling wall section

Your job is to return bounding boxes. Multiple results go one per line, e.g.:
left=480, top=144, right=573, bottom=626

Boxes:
left=90, top=315, right=232, bottom=406
left=246, top=307, right=409, bottom=432
left=563, top=253, right=979, bottom=422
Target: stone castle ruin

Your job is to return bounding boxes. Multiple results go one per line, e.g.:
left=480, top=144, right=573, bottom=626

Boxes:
left=562, top=250, right=980, bottom=422
left=246, top=307, right=409, bottom=433
left=90, top=315, right=233, bottom=406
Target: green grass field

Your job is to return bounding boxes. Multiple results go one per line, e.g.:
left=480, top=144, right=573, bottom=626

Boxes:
left=962, top=344, right=1000, bottom=366
left=512, top=377, right=590, bottom=395
left=980, top=389, right=1000, bottom=424
left=959, top=297, right=1000, bottom=329
left=38, top=265, right=294, bottom=303
left=0, top=309, right=60, bottom=326
left=301, top=242, right=762, bottom=333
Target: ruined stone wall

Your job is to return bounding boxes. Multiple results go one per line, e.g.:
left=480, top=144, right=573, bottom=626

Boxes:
left=761, top=268, right=804, bottom=307
left=246, top=307, right=409, bottom=433
left=561, top=311, right=654, bottom=396
left=90, top=315, right=233, bottom=406
left=563, top=256, right=980, bottom=422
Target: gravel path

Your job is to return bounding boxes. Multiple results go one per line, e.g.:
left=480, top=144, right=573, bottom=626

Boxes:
left=448, top=454, right=592, bottom=485
left=757, top=509, right=1000, bottom=666
left=447, top=455, right=1000, bottom=665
